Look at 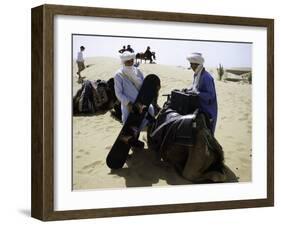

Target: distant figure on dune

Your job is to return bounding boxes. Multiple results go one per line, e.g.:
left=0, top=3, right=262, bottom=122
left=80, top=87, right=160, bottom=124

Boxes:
left=185, top=52, right=218, bottom=135
left=118, top=45, right=126, bottom=54
left=144, top=46, right=153, bottom=63
left=126, top=44, right=134, bottom=53
left=76, top=46, right=86, bottom=81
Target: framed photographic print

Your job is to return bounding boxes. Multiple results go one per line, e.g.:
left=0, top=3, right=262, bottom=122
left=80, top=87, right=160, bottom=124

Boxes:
left=31, top=4, right=274, bottom=221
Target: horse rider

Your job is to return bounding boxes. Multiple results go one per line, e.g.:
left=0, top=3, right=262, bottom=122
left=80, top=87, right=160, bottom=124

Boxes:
left=144, top=46, right=153, bottom=63
left=118, top=45, right=126, bottom=53
left=126, top=45, right=134, bottom=53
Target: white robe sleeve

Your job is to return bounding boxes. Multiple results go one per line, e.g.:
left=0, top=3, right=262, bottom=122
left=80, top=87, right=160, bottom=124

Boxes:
left=114, top=73, right=131, bottom=106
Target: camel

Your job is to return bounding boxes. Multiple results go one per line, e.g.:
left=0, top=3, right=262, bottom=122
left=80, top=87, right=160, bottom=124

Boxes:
left=73, top=78, right=120, bottom=116
left=147, top=100, right=238, bottom=183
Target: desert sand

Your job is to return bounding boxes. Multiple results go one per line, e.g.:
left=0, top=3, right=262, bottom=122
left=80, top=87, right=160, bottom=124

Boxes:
left=72, top=57, right=252, bottom=190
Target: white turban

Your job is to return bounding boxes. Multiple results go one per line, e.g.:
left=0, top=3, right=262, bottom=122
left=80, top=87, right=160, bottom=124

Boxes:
left=120, top=51, right=135, bottom=63
left=187, top=52, right=204, bottom=65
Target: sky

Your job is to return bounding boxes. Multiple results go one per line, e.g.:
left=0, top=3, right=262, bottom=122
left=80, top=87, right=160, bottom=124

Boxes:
left=72, top=34, right=252, bottom=68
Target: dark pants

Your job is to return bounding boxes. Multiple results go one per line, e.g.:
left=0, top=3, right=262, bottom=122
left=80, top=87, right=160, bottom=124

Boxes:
left=77, top=61, right=85, bottom=76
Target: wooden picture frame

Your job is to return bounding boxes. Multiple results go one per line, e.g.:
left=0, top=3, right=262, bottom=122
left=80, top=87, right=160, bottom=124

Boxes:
left=31, top=4, right=274, bottom=221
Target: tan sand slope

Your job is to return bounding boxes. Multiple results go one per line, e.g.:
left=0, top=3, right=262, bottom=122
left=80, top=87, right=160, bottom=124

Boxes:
left=72, top=57, right=251, bottom=190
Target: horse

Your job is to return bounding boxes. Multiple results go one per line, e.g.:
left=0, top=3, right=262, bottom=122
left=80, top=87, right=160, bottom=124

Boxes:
left=136, top=51, right=156, bottom=64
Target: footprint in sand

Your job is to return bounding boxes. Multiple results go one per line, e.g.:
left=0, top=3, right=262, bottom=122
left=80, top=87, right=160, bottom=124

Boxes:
left=95, top=120, right=103, bottom=125
left=75, top=155, right=82, bottom=159
left=78, top=149, right=84, bottom=153
left=82, top=161, right=102, bottom=170
left=105, top=145, right=112, bottom=150
left=236, top=148, right=244, bottom=152
left=84, top=119, right=90, bottom=124
left=244, top=113, right=249, bottom=117
left=235, top=141, right=244, bottom=145
left=106, top=125, right=117, bottom=132
left=87, top=169, right=94, bottom=174
left=102, top=135, right=111, bottom=140
left=91, top=125, right=97, bottom=129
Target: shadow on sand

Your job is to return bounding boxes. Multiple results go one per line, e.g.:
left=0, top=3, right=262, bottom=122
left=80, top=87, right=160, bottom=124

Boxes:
left=109, top=148, right=238, bottom=188
left=109, top=148, right=192, bottom=188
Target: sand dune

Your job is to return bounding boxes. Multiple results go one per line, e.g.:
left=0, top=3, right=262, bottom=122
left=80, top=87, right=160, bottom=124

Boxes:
left=72, top=57, right=251, bottom=190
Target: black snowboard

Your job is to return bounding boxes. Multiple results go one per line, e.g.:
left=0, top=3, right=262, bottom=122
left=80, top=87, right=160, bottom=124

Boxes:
left=106, top=74, right=160, bottom=169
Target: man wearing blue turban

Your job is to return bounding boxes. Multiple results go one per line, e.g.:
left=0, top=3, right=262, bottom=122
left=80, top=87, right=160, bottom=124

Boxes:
left=186, top=53, right=218, bottom=135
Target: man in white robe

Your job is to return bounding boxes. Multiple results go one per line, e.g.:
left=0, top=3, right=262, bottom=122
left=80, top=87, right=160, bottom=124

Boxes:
left=114, top=51, right=154, bottom=148
left=76, top=46, right=86, bottom=79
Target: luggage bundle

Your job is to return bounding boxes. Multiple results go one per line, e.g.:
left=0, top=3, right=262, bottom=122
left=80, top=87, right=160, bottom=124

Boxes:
left=149, top=90, right=199, bottom=152
left=73, top=79, right=115, bottom=115
left=170, top=90, right=199, bottom=115
left=91, top=80, right=109, bottom=109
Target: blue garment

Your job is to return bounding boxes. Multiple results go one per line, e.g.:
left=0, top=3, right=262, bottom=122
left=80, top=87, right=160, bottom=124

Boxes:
left=196, top=69, right=218, bottom=134
left=114, top=68, right=154, bottom=130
